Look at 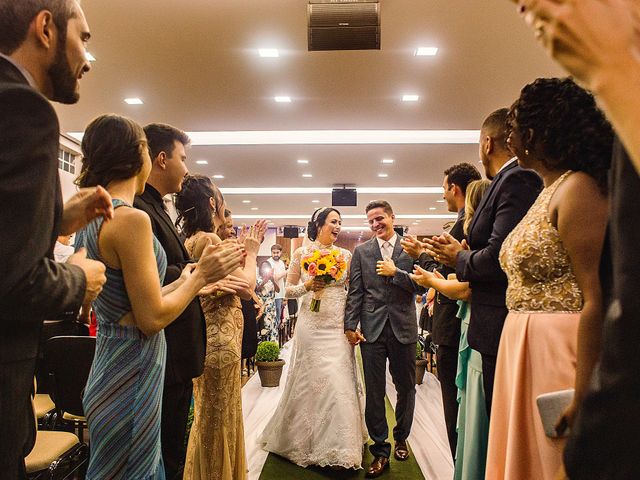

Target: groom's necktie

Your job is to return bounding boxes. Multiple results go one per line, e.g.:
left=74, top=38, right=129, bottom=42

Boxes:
left=382, top=241, right=392, bottom=260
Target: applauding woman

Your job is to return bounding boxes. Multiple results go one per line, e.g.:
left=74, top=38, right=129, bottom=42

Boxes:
left=75, top=115, right=244, bottom=479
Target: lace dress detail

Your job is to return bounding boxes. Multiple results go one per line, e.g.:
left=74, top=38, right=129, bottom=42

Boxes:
left=499, top=171, right=583, bottom=312
left=259, top=242, right=368, bottom=469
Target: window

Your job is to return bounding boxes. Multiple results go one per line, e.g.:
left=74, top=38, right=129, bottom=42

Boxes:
left=58, top=148, right=76, bottom=174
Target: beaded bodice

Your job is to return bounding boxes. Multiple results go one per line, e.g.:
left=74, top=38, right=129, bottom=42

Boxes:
left=499, top=171, right=583, bottom=312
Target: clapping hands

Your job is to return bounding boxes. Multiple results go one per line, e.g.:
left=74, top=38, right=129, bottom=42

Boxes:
left=410, top=266, right=444, bottom=288
left=422, top=232, right=468, bottom=267
left=400, top=235, right=426, bottom=259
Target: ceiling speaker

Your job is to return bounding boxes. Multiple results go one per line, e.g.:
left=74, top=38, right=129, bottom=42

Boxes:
left=308, top=0, right=380, bottom=51
left=332, top=188, right=357, bottom=206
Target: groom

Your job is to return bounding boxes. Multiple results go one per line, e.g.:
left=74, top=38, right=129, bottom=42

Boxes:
left=345, top=200, right=422, bottom=478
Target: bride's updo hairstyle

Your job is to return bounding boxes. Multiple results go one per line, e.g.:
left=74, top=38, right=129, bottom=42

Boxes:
left=75, top=114, right=147, bottom=188
left=307, top=207, right=341, bottom=241
left=175, top=174, right=225, bottom=238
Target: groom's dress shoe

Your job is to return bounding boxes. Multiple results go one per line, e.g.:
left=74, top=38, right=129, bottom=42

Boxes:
left=394, top=439, right=410, bottom=461
left=365, top=456, right=389, bottom=478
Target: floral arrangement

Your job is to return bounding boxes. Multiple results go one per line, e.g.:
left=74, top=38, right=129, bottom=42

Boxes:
left=301, top=247, right=347, bottom=312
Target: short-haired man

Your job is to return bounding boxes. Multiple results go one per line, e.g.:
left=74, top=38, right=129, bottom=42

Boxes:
left=345, top=200, right=423, bottom=477
left=0, top=1, right=112, bottom=477
left=403, top=162, right=481, bottom=455
left=133, top=123, right=202, bottom=479
left=425, top=109, right=542, bottom=416
left=268, top=244, right=287, bottom=330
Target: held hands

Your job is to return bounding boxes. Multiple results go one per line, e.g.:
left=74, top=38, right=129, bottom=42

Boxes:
left=400, top=235, right=426, bottom=260
left=67, top=248, right=107, bottom=304
left=376, top=258, right=397, bottom=277
left=61, top=186, right=114, bottom=235
left=423, top=232, right=465, bottom=267
left=345, top=329, right=366, bottom=346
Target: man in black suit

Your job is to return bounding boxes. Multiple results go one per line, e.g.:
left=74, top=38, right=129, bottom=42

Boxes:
left=345, top=200, right=423, bottom=478
left=133, top=123, right=203, bottom=479
left=0, top=1, right=111, bottom=477
left=425, top=108, right=542, bottom=416
left=403, top=162, right=481, bottom=456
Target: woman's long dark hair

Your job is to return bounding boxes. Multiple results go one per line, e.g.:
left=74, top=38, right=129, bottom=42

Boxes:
left=307, top=207, right=341, bottom=241
left=508, top=77, right=613, bottom=193
left=174, top=174, right=224, bottom=238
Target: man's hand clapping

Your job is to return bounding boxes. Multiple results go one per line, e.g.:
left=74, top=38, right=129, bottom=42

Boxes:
left=400, top=234, right=426, bottom=260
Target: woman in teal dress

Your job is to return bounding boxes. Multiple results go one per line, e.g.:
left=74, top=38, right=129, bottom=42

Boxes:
left=412, top=179, right=491, bottom=479
left=75, top=115, right=242, bottom=479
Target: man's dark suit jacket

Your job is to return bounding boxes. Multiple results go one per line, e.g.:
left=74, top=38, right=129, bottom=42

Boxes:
left=418, top=209, right=465, bottom=347
left=134, top=185, right=206, bottom=384
left=455, top=161, right=542, bottom=356
left=345, top=236, right=422, bottom=344
left=0, top=57, right=86, bottom=364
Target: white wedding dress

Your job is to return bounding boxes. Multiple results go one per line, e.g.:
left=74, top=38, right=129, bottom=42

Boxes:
left=258, top=242, right=368, bottom=469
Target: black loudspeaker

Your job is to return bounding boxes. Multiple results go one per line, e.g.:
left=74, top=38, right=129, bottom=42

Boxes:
left=283, top=227, right=299, bottom=238
left=393, top=226, right=404, bottom=237
left=332, top=188, right=357, bottom=206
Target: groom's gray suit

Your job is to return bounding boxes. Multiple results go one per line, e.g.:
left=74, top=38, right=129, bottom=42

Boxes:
left=344, top=235, right=421, bottom=458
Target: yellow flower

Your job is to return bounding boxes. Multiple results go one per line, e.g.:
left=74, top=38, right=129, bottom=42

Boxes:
left=316, top=257, right=331, bottom=275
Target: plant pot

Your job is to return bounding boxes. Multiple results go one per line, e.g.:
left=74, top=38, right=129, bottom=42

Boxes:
left=415, top=358, right=428, bottom=385
left=256, top=359, right=286, bottom=387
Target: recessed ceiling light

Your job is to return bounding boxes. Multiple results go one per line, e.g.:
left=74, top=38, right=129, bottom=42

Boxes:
left=378, top=173, right=388, bottom=178
left=311, top=200, right=320, bottom=203
left=402, top=95, right=419, bottom=102
left=382, top=158, right=394, bottom=164
left=242, top=200, right=251, bottom=204
left=415, top=47, right=438, bottom=56
left=212, top=174, right=224, bottom=179
left=429, top=207, right=437, bottom=211
left=85, top=51, right=96, bottom=62
left=436, top=200, right=445, bottom=203
left=251, top=207, right=259, bottom=211
left=297, top=159, right=309, bottom=164
left=124, top=98, right=143, bottom=105
left=259, top=48, right=279, bottom=57
left=275, top=96, right=291, bottom=103
left=195, top=160, right=208, bottom=165
left=302, top=174, right=313, bottom=178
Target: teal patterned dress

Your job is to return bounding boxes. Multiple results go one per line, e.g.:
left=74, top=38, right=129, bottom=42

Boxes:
left=77, top=199, right=168, bottom=479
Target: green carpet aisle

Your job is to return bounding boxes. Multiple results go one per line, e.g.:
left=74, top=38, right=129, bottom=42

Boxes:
left=258, top=391, right=425, bottom=479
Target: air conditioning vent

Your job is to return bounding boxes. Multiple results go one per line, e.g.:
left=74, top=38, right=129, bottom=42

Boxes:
left=308, top=1, right=380, bottom=51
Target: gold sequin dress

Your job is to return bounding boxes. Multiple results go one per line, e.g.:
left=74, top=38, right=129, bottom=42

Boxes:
left=183, top=232, right=247, bottom=480
left=486, top=171, right=581, bottom=480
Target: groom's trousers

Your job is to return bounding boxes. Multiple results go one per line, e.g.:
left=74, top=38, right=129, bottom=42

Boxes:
left=360, top=321, right=416, bottom=458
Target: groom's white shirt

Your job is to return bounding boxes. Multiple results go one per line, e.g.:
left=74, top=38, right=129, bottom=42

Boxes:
left=376, top=233, right=398, bottom=257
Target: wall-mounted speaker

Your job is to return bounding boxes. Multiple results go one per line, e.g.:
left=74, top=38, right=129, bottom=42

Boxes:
left=393, top=226, right=404, bottom=237
left=283, top=226, right=299, bottom=238
left=332, top=188, right=357, bottom=207
left=308, top=0, right=380, bottom=51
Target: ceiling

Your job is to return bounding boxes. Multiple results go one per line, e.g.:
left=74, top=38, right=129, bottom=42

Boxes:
left=55, top=0, right=562, bottom=237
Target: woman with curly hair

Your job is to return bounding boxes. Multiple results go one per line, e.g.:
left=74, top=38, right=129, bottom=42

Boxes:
left=485, top=77, right=613, bottom=480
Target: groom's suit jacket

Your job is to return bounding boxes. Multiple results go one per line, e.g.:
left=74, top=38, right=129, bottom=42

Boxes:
left=345, top=236, right=422, bottom=344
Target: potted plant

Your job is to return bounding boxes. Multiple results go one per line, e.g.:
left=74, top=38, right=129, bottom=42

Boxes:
left=415, top=342, right=428, bottom=385
left=255, top=341, right=286, bottom=387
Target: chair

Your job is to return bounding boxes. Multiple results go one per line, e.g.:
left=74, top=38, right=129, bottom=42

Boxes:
left=25, top=430, right=88, bottom=479
left=43, top=336, right=96, bottom=442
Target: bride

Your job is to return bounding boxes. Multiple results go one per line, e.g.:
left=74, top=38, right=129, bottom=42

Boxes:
left=258, top=207, right=368, bottom=469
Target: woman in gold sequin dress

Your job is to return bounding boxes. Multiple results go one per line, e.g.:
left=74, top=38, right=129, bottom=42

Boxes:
left=486, top=78, right=613, bottom=480
left=175, top=175, right=265, bottom=480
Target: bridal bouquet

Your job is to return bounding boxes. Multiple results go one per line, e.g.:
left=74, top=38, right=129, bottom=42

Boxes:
left=301, top=247, right=347, bottom=312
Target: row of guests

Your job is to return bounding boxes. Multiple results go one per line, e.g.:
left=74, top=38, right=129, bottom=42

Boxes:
left=73, top=117, right=260, bottom=479
left=405, top=76, right=611, bottom=479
